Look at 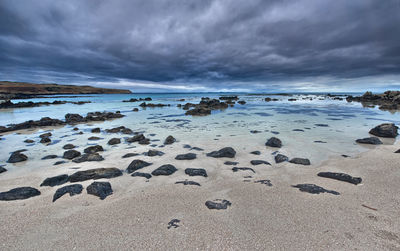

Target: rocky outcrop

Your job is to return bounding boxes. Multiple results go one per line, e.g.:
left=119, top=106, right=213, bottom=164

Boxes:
left=346, top=91, right=400, bottom=111
left=317, top=172, right=362, bottom=185
left=184, top=98, right=230, bottom=116
left=139, top=102, right=170, bottom=108
left=206, top=147, right=236, bottom=158
left=369, top=123, right=398, bottom=138
left=184, top=168, right=207, bottom=177
left=53, top=184, right=83, bottom=202
left=265, top=137, right=282, bottom=148
left=87, top=182, right=113, bottom=200
left=355, top=137, right=383, bottom=145
left=0, top=100, right=91, bottom=109
left=126, top=160, right=152, bottom=173
left=151, top=164, right=177, bottom=176
left=0, top=117, right=65, bottom=133
left=40, top=174, right=69, bottom=187
left=123, top=97, right=152, bottom=102
left=292, top=184, right=340, bottom=195
left=0, top=187, right=41, bottom=201
left=205, top=199, right=232, bottom=210
left=68, top=168, right=122, bottom=182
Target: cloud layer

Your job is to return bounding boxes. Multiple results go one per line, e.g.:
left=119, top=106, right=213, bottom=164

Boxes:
left=1, top=0, right=399, bottom=92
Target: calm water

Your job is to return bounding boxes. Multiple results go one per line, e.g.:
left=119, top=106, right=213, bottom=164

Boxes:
left=1, top=93, right=399, bottom=169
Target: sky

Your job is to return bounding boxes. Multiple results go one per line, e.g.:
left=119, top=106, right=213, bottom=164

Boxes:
left=0, top=0, right=400, bottom=93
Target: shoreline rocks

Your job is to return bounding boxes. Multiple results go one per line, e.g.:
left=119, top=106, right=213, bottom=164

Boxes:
left=265, top=137, right=282, bottom=148
left=151, top=164, right=177, bottom=176
left=175, top=153, right=196, bottom=160
left=8, top=151, right=28, bottom=163
left=289, top=158, right=311, bottom=165
left=292, top=184, right=340, bottom=195
left=68, top=168, right=122, bottom=182
left=205, top=199, right=232, bottom=210
left=369, top=123, right=398, bottom=138
left=126, top=160, right=152, bottom=173
left=0, top=187, right=41, bottom=201
left=184, top=168, right=207, bottom=177
left=206, top=147, right=236, bottom=158
left=317, top=172, right=362, bottom=185
left=87, top=181, right=113, bottom=200
left=355, top=137, right=383, bottom=145
left=346, top=91, right=400, bottom=111
left=40, top=174, right=69, bottom=187
left=53, top=184, right=83, bottom=202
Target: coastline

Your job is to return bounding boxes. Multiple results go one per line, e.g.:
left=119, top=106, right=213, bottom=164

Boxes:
left=0, top=141, right=399, bottom=250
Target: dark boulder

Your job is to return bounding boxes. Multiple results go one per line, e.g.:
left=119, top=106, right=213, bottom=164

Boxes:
left=206, top=147, right=236, bottom=158
left=62, top=150, right=81, bottom=160
left=7, top=151, right=28, bottom=163
left=126, top=160, right=152, bottom=173
left=0, top=166, right=7, bottom=173
left=205, top=199, right=231, bottom=210
left=68, top=168, right=122, bottom=182
left=151, top=164, right=177, bottom=176
left=292, top=184, right=340, bottom=195
left=84, top=145, right=104, bottom=154
left=126, top=133, right=145, bottom=143
left=24, top=139, right=35, bottom=143
left=86, top=182, right=113, bottom=200
left=131, top=172, right=152, bottom=179
left=250, top=151, right=261, bottom=155
left=39, top=132, right=52, bottom=138
left=63, top=144, right=75, bottom=150
left=355, top=137, right=383, bottom=145
left=108, top=138, right=121, bottom=145
left=145, top=149, right=164, bottom=157
left=317, top=172, right=362, bottom=185
left=232, top=167, right=255, bottom=173
left=40, top=137, right=51, bottom=144
left=53, top=184, right=83, bottom=202
left=275, top=154, right=289, bottom=163
left=184, top=168, right=207, bottom=177
left=164, top=135, right=176, bottom=145
left=65, top=113, right=85, bottom=124
left=175, top=153, right=197, bottom=160
left=369, top=123, right=398, bottom=138
left=224, top=161, right=238, bottom=165
left=122, top=153, right=140, bottom=158
left=54, top=160, right=67, bottom=165
left=0, top=187, right=41, bottom=201
left=40, top=174, right=69, bottom=187
left=121, top=128, right=133, bottom=134
left=250, top=160, right=271, bottom=165
left=41, top=154, right=58, bottom=160
left=265, top=137, right=282, bottom=148
left=88, top=136, right=101, bottom=140
left=289, top=158, right=311, bottom=165
left=72, top=153, right=104, bottom=163
left=91, top=127, right=101, bottom=133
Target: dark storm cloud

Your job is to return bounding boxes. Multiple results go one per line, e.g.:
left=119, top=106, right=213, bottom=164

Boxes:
left=0, top=0, right=399, bottom=91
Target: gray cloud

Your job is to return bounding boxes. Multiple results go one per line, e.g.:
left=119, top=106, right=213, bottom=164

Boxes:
left=0, top=0, right=399, bottom=92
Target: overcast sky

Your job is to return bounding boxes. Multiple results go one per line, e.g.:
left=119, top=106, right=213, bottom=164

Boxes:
left=0, top=0, right=399, bottom=92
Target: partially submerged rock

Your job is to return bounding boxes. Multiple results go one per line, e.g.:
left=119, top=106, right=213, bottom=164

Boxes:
left=40, top=174, right=69, bottom=187
left=0, top=187, right=41, bottom=201
left=151, top=164, right=177, bottom=176
left=126, top=160, right=152, bottom=173
left=145, top=149, right=164, bottom=157
left=317, top=172, right=362, bottom=185
left=53, top=184, right=83, bottom=202
left=185, top=168, right=207, bottom=177
left=0, top=166, right=7, bottom=173
left=41, top=155, right=58, bottom=160
left=292, top=184, right=340, bottom=195
left=87, top=181, right=113, bottom=200
left=205, top=199, right=232, bottom=210
left=206, top=147, right=236, bottom=158
left=122, top=153, right=140, bottom=158
left=68, top=168, right=122, bottom=182
left=355, top=137, right=383, bottom=145
left=63, top=144, right=75, bottom=150
left=224, top=161, right=238, bottom=165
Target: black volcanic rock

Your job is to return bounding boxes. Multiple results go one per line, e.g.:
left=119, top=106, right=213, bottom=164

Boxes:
left=84, top=145, right=104, bottom=154
left=175, top=180, right=201, bottom=186
left=40, top=174, right=69, bottom=187
left=145, top=149, right=164, bottom=157
left=205, top=199, right=231, bottom=210
left=131, top=172, right=152, bottom=179
left=87, top=181, right=113, bottom=200
left=206, top=147, right=236, bottom=158
left=265, top=137, right=282, bottom=148
left=289, top=158, right=311, bottom=165
left=62, top=150, right=81, bottom=160
left=317, top=172, right=362, bottom=185
left=0, top=166, right=7, bottom=173
left=151, top=164, right=177, bottom=176
left=232, top=167, right=255, bottom=173
left=72, top=153, right=104, bottom=163
left=164, top=135, right=176, bottom=145
left=250, top=160, right=271, bottom=165
left=68, top=168, right=122, bottom=182
left=175, top=153, right=197, bottom=160
left=185, top=168, right=207, bottom=177
left=108, top=138, right=121, bottom=145
left=53, top=184, right=83, bottom=202
left=250, top=151, right=261, bottom=155
left=275, top=154, right=289, bottom=163
left=91, top=127, right=101, bottom=133
left=63, top=144, right=75, bottom=150
left=41, top=154, right=58, bottom=160
left=0, top=187, right=41, bottom=201
left=292, top=184, right=340, bottom=195
left=7, top=151, right=28, bottom=163
left=122, top=153, right=140, bottom=158
left=369, top=123, right=398, bottom=138
left=355, top=137, right=383, bottom=145
left=126, top=133, right=145, bottom=143
left=126, top=160, right=152, bottom=173
left=224, top=161, right=238, bottom=165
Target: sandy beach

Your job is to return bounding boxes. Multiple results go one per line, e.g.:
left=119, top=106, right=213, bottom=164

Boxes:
left=1, top=139, right=399, bottom=250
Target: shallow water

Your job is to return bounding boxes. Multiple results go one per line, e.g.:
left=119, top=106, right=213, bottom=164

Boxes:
left=0, top=93, right=399, bottom=170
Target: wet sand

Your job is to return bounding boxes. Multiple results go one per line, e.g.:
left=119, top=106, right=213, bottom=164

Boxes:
left=0, top=140, right=399, bottom=250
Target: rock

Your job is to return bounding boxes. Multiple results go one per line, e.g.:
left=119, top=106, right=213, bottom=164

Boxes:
left=164, top=135, right=176, bottom=145
left=167, top=219, right=180, bottom=229
left=132, top=108, right=139, bottom=112
left=238, top=100, right=246, bottom=105
left=63, top=150, right=81, bottom=160
left=315, top=124, right=329, bottom=127
left=131, top=172, right=152, bottom=179
left=88, top=136, right=101, bottom=140
left=41, top=154, right=58, bottom=160
left=250, top=151, right=261, bottom=155
left=138, top=138, right=150, bottom=145
left=54, top=161, right=67, bottom=165
left=63, top=144, right=75, bottom=150
left=224, top=161, right=238, bottom=165
left=107, top=138, right=121, bottom=145
left=254, top=180, right=272, bottom=186
left=292, top=184, right=340, bottom=195
left=91, top=127, right=100, bottom=133
left=175, top=153, right=197, bottom=160
left=126, top=160, right=152, bottom=173
left=265, top=137, right=282, bottom=148
left=40, top=174, right=69, bottom=187
left=86, top=181, right=113, bottom=200
left=369, top=123, right=398, bottom=138
left=68, top=168, right=123, bottom=182
left=289, top=158, right=311, bottom=165
left=53, top=184, right=83, bottom=202
left=122, top=153, right=140, bottom=158
left=275, top=154, right=289, bottom=163
left=39, top=132, right=52, bottom=138
left=250, top=130, right=261, bottom=134
left=185, top=107, right=211, bottom=116
left=232, top=167, right=255, bottom=173
left=84, top=145, right=104, bottom=154
left=191, top=147, right=204, bottom=151
left=65, top=113, right=85, bottom=123
left=0, top=117, right=65, bottom=134
left=151, top=164, right=177, bottom=176
left=355, top=137, right=383, bottom=145
left=395, top=149, right=400, bottom=153
left=0, top=166, right=7, bottom=173
left=175, top=180, right=201, bottom=186
left=0, top=187, right=41, bottom=201
left=317, top=172, right=362, bottom=185
left=121, top=128, right=133, bottom=134
left=7, top=151, right=28, bottom=163
left=184, top=168, right=207, bottom=177
left=250, top=160, right=271, bottom=165
left=145, top=149, right=164, bottom=157
left=139, top=102, right=170, bottom=108
left=106, top=126, right=125, bottom=133
left=40, top=137, right=51, bottom=144
left=206, top=147, right=236, bottom=158
left=24, top=139, right=35, bottom=143
left=72, top=153, right=104, bottom=163
left=205, top=199, right=231, bottom=210
left=126, top=134, right=145, bottom=143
